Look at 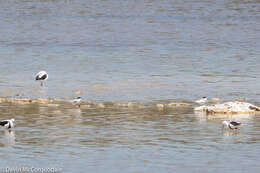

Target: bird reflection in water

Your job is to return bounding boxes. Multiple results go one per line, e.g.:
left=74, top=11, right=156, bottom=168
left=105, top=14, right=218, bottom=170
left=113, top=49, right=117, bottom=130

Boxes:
left=4, top=130, right=16, bottom=147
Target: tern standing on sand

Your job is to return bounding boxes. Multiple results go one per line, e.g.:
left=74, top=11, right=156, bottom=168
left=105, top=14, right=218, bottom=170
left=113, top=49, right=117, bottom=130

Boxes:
left=71, top=97, right=82, bottom=107
left=195, top=97, right=208, bottom=104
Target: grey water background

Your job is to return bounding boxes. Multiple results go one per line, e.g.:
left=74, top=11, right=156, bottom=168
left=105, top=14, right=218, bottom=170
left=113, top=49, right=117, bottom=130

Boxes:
left=0, top=0, right=259, bottom=172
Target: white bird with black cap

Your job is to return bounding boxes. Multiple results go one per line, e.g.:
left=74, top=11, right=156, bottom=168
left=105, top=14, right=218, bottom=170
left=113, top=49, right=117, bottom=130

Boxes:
left=71, top=96, right=82, bottom=107
left=0, top=118, right=15, bottom=129
left=195, top=97, right=208, bottom=104
left=35, top=71, right=48, bottom=86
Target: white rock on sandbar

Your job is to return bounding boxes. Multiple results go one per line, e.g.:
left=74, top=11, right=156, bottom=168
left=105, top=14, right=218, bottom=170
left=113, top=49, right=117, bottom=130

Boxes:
left=194, top=101, right=260, bottom=114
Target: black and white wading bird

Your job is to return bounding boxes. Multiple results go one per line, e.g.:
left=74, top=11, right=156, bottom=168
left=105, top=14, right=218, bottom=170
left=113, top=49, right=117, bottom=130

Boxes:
left=195, top=97, right=208, bottom=104
left=71, top=97, right=82, bottom=107
left=222, top=120, right=242, bottom=130
left=35, top=71, right=48, bottom=86
left=0, top=119, right=15, bottom=129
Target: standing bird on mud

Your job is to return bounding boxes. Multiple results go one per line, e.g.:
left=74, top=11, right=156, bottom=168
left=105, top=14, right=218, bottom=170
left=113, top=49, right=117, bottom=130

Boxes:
left=222, top=120, right=242, bottom=130
left=71, top=97, right=82, bottom=108
left=195, top=97, right=208, bottom=104
left=35, top=71, right=48, bottom=86
left=0, top=119, right=15, bottom=129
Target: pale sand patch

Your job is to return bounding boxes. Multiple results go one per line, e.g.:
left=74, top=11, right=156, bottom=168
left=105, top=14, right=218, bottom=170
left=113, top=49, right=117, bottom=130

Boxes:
left=194, top=101, right=260, bottom=114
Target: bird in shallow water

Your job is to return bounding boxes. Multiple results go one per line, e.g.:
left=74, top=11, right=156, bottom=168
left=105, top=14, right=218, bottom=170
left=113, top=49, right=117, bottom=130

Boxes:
left=222, top=120, right=242, bottom=130
left=195, top=97, right=208, bottom=104
left=71, top=97, right=82, bottom=107
left=35, top=71, right=48, bottom=86
left=0, top=119, right=15, bottom=129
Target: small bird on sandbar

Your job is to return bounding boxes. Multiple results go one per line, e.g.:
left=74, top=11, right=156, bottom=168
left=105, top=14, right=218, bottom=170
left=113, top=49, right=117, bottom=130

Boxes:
left=195, top=97, right=208, bottom=104
left=0, top=119, right=15, bottom=129
left=35, top=71, right=48, bottom=86
left=71, top=97, right=82, bottom=107
left=222, top=120, right=242, bottom=130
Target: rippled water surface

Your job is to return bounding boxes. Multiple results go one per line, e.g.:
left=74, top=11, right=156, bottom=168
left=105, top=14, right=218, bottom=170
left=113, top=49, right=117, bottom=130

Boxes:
left=0, top=0, right=259, bottom=172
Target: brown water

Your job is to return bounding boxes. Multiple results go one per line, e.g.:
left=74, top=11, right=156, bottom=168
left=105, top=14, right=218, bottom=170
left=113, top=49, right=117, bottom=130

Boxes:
left=0, top=0, right=260, bottom=172
left=0, top=102, right=260, bottom=172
